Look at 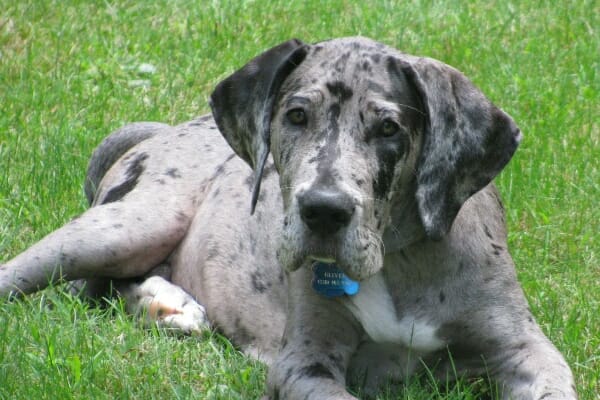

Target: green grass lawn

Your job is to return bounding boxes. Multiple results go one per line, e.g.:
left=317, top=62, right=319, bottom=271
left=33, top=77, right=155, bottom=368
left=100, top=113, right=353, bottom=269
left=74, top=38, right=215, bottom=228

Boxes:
left=0, top=0, right=597, bottom=398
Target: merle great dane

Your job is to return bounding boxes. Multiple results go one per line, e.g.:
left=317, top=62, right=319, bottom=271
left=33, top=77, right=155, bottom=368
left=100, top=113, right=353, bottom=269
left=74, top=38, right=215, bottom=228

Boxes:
left=1, top=37, right=576, bottom=399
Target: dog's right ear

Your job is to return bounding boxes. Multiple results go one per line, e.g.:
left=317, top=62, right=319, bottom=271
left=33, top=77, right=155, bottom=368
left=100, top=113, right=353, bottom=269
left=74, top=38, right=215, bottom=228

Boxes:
left=210, top=39, right=307, bottom=213
left=397, top=56, right=522, bottom=240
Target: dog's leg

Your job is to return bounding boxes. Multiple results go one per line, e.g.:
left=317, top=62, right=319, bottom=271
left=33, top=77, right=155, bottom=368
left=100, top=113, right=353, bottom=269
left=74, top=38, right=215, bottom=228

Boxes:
left=0, top=201, right=190, bottom=297
left=493, top=332, right=577, bottom=400
left=268, top=342, right=359, bottom=400
left=115, top=275, right=209, bottom=335
left=265, top=270, right=361, bottom=400
left=346, top=342, right=422, bottom=396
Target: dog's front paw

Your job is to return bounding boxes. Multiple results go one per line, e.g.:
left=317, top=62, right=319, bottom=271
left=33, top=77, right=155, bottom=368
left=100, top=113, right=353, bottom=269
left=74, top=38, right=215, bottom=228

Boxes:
left=119, top=275, right=210, bottom=335
left=156, top=300, right=209, bottom=335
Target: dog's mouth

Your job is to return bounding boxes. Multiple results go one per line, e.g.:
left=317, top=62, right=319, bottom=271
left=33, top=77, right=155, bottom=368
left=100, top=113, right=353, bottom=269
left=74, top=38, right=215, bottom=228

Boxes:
left=303, top=240, right=340, bottom=266
left=275, top=185, right=387, bottom=281
left=308, top=255, right=336, bottom=264
left=277, top=219, right=385, bottom=282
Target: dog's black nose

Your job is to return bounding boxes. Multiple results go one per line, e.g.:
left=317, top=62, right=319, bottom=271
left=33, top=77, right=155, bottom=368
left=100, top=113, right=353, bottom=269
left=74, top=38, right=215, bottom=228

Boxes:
left=297, top=189, right=355, bottom=235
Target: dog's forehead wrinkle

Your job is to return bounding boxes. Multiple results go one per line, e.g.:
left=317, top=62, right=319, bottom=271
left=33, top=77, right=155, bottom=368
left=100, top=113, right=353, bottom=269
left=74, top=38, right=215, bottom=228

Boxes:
left=397, top=102, right=427, bottom=117
left=284, top=96, right=312, bottom=108
left=366, top=99, right=401, bottom=116
left=283, top=88, right=325, bottom=106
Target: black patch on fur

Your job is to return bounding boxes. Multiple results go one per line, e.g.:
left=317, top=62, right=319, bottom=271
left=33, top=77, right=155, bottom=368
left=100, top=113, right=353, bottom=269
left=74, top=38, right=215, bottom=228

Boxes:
left=483, top=224, right=494, bottom=239
left=214, top=163, right=226, bottom=177
left=439, top=290, right=446, bottom=303
left=491, top=243, right=504, bottom=256
left=101, top=152, right=149, bottom=204
left=164, top=167, right=181, bottom=178
left=300, top=363, right=335, bottom=380
left=326, top=81, right=353, bottom=102
left=210, top=153, right=237, bottom=181
left=205, top=245, right=220, bottom=261
left=251, top=271, right=268, bottom=293
left=373, top=143, right=400, bottom=199
left=370, top=53, right=381, bottom=64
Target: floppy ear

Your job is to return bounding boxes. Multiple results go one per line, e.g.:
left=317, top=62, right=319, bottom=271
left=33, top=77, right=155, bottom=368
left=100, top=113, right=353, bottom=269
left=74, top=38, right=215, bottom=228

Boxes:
left=209, top=39, right=307, bottom=213
left=400, top=57, right=522, bottom=240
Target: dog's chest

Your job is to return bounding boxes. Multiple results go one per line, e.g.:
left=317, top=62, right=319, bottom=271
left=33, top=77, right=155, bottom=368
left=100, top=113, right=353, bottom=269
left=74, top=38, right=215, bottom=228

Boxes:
left=342, top=273, right=445, bottom=352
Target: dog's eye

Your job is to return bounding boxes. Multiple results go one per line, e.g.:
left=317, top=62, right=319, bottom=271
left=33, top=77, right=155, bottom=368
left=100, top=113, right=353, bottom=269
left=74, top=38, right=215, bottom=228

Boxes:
left=286, top=109, right=307, bottom=126
left=380, top=120, right=400, bottom=137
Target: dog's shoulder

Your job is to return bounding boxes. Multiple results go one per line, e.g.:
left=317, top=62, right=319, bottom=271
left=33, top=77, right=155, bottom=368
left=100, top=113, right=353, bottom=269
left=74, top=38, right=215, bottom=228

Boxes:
left=397, top=183, right=512, bottom=278
left=452, top=183, right=509, bottom=244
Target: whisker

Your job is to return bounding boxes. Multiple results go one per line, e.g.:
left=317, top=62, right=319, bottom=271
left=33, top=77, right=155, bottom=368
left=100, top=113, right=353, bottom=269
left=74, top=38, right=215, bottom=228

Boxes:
left=397, top=102, right=427, bottom=116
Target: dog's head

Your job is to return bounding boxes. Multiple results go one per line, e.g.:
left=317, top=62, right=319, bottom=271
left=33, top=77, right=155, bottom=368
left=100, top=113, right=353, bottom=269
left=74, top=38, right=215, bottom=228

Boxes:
left=210, top=37, right=521, bottom=280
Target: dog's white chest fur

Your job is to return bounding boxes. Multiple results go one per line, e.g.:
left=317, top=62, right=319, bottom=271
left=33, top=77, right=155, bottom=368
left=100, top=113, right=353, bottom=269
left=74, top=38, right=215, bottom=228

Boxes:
left=343, top=273, right=445, bottom=352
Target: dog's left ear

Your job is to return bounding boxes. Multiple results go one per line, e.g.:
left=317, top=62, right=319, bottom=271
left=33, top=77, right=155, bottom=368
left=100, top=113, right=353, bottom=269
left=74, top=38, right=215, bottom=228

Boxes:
left=399, top=57, right=522, bottom=240
left=210, top=39, right=307, bottom=213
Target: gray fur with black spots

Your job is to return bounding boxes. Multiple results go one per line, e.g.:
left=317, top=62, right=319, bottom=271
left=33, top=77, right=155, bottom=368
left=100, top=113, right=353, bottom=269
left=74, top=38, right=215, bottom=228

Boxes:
left=1, top=37, right=575, bottom=400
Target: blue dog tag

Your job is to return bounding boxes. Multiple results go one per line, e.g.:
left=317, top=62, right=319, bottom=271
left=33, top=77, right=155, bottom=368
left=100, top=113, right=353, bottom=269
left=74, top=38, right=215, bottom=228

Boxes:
left=312, top=262, right=360, bottom=298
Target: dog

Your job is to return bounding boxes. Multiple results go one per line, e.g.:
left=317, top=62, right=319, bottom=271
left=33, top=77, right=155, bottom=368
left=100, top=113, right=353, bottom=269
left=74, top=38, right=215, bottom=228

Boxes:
left=0, top=37, right=576, bottom=399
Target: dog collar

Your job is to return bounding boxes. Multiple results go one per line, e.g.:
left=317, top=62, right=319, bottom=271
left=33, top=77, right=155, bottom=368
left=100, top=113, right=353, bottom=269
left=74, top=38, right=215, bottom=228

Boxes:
left=311, top=261, right=360, bottom=298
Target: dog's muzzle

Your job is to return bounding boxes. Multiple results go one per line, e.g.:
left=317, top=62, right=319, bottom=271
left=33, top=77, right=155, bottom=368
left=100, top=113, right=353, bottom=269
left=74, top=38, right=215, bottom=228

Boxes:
left=278, top=183, right=383, bottom=281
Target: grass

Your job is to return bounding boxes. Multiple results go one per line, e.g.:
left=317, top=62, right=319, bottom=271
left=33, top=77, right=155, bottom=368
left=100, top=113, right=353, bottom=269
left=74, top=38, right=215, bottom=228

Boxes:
left=0, top=0, right=597, bottom=398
